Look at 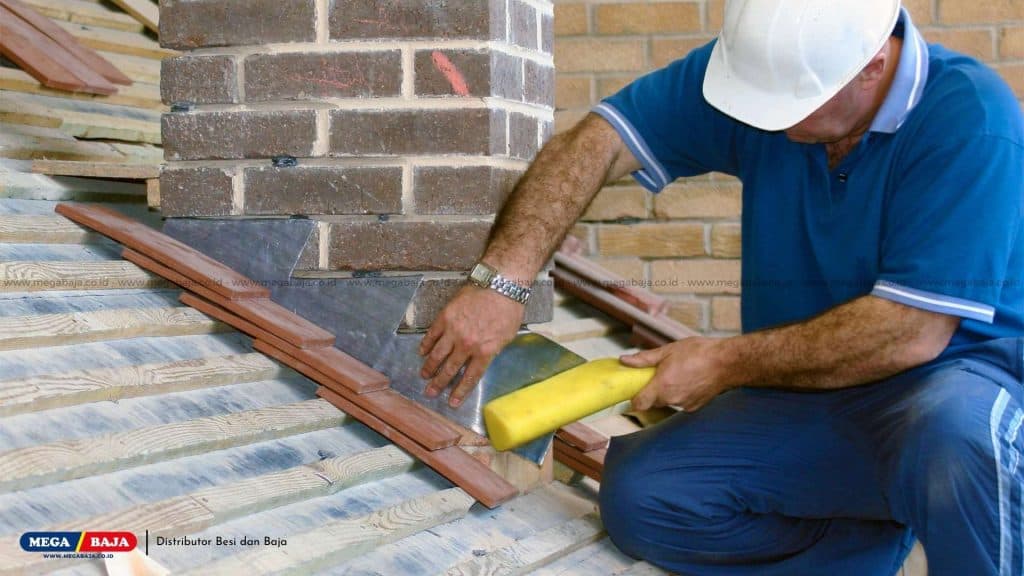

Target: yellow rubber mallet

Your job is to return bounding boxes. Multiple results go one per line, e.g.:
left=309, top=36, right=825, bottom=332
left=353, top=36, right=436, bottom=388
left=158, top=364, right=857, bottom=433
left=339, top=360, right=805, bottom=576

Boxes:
left=482, top=358, right=656, bottom=451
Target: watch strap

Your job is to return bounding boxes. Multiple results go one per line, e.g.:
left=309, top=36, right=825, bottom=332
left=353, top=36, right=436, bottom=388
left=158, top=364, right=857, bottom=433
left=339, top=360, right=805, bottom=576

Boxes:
left=488, top=273, right=531, bottom=305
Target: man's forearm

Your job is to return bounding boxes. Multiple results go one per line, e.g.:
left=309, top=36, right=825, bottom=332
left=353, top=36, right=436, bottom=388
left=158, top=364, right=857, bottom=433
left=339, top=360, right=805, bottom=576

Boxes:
left=716, top=296, right=958, bottom=391
left=482, top=114, right=627, bottom=283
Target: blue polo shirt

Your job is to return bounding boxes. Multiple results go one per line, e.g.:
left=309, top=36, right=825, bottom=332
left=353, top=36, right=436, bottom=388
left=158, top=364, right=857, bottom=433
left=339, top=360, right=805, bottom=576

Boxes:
left=594, top=9, right=1024, bottom=348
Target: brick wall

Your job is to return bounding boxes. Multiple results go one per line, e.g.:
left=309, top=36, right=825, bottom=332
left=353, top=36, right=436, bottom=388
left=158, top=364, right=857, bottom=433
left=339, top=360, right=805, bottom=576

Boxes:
left=555, top=0, right=1023, bottom=335
left=159, top=0, right=555, bottom=329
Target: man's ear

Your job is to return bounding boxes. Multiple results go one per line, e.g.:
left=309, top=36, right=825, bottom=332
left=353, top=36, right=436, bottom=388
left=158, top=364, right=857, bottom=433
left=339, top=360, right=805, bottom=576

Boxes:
left=858, top=49, right=889, bottom=89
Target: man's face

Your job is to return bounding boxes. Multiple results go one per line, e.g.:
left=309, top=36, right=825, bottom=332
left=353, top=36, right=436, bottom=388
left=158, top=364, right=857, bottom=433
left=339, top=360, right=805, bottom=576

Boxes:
left=784, top=81, right=863, bottom=144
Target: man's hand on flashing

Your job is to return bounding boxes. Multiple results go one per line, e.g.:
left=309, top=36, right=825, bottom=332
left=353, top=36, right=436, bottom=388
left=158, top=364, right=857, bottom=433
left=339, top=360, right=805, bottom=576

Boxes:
left=621, top=337, right=733, bottom=412
left=418, top=284, right=524, bottom=408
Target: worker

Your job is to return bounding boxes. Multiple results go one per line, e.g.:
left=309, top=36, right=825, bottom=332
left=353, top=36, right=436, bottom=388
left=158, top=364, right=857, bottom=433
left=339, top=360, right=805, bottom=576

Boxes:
left=419, top=0, right=1024, bottom=574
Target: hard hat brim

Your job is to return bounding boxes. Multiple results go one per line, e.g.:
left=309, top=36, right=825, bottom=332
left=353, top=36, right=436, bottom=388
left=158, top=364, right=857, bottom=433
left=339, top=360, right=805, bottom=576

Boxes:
left=702, top=40, right=841, bottom=132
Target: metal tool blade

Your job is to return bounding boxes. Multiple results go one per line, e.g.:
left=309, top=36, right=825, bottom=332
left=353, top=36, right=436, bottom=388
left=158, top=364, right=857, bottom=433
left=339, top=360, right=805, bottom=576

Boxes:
left=378, top=331, right=587, bottom=463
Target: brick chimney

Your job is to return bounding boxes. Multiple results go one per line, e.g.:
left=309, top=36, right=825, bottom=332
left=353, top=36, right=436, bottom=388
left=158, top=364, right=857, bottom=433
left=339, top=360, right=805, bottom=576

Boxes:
left=159, top=0, right=554, bottom=329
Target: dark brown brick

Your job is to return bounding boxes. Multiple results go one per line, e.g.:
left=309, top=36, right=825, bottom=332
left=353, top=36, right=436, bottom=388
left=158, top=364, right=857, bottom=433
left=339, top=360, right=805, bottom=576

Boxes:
left=414, top=50, right=523, bottom=100
left=160, top=167, right=235, bottom=217
left=329, top=109, right=506, bottom=156
left=524, top=59, right=554, bottom=106
left=541, top=12, right=554, bottom=53
left=490, top=108, right=508, bottom=153
left=510, top=0, right=538, bottom=50
left=329, top=0, right=505, bottom=40
left=160, top=0, right=316, bottom=49
left=415, top=49, right=487, bottom=97
left=161, top=55, right=238, bottom=105
left=401, top=274, right=554, bottom=329
left=245, top=51, right=402, bottom=101
left=244, top=166, right=403, bottom=215
left=163, top=110, right=317, bottom=161
left=296, top=225, right=320, bottom=270
left=540, top=119, right=553, bottom=146
left=326, top=220, right=492, bottom=271
left=510, top=113, right=539, bottom=160
left=413, top=166, right=521, bottom=214
left=492, top=52, right=525, bottom=100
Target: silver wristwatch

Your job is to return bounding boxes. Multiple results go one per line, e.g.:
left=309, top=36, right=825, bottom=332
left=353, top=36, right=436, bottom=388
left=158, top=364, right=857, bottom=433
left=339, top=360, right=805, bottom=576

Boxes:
left=468, top=263, right=531, bottom=305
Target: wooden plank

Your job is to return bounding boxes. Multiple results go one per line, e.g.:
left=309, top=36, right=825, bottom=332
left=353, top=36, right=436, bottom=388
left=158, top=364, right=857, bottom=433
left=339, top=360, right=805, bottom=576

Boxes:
left=0, top=171, right=147, bottom=201
left=109, top=0, right=158, bottom=33
left=318, top=385, right=519, bottom=509
left=631, top=324, right=671, bottom=349
left=552, top=447, right=603, bottom=481
left=532, top=317, right=620, bottom=343
left=0, top=93, right=161, bottom=144
left=20, top=0, right=145, bottom=33
left=0, top=126, right=160, bottom=162
left=0, top=130, right=126, bottom=162
left=32, top=160, right=160, bottom=179
left=553, top=439, right=606, bottom=483
left=17, top=91, right=162, bottom=123
left=0, top=501, right=207, bottom=575
left=555, top=423, right=609, bottom=452
left=93, top=446, right=412, bottom=534
left=443, top=514, right=605, bottom=576
left=125, top=250, right=342, bottom=352
left=1, top=2, right=120, bottom=95
left=0, top=214, right=102, bottom=243
left=146, top=178, right=159, bottom=209
left=0, top=121, right=76, bottom=141
left=0, top=96, right=61, bottom=129
left=56, top=112, right=161, bottom=144
left=181, top=488, right=476, bottom=576
left=552, top=267, right=696, bottom=342
left=0, top=0, right=132, bottom=86
left=56, top=20, right=176, bottom=59
left=0, top=353, right=281, bottom=417
left=0, top=67, right=158, bottom=109
left=530, top=538, right=635, bottom=576
left=551, top=451, right=602, bottom=483
left=56, top=203, right=271, bottom=300
left=196, top=444, right=418, bottom=523
left=0, top=306, right=226, bottom=352
left=586, top=414, right=642, bottom=438
left=253, top=339, right=457, bottom=450
left=221, top=299, right=337, bottom=350
left=353, top=386, right=463, bottom=450
left=98, top=50, right=160, bottom=85
left=103, top=446, right=411, bottom=532
left=0, top=445, right=416, bottom=576
left=110, top=141, right=163, bottom=162
left=555, top=252, right=669, bottom=316
left=0, top=5, right=92, bottom=93
left=127, top=256, right=388, bottom=392
left=0, top=260, right=165, bottom=292
left=174, top=291, right=387, bottom=392
left=0, top=398, right=349, bottom=491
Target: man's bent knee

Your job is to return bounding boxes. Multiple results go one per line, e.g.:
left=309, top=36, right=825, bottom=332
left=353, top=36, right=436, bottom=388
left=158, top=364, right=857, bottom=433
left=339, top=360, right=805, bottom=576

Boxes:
left=599, top=428, right=741, bottom=561
left=599, top=432, right=662, bottom=559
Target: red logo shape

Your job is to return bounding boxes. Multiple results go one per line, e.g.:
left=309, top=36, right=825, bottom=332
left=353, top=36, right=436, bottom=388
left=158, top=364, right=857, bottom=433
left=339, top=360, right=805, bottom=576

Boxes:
left=78, top=531, right=137, bottom=553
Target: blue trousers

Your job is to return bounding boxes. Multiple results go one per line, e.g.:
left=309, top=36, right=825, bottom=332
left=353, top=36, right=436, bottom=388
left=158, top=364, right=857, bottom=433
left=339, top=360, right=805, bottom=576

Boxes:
left=600, top=338, right=1024, bottom=576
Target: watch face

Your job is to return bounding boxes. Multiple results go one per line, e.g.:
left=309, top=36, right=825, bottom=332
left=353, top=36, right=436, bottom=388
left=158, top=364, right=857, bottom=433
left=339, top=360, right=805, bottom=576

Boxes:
left=470, top=264, right=494, bottom=285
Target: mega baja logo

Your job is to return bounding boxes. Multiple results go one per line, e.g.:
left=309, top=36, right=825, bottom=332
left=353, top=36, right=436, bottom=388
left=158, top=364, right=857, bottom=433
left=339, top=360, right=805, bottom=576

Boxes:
left=20, top=531, right=137, bottom=553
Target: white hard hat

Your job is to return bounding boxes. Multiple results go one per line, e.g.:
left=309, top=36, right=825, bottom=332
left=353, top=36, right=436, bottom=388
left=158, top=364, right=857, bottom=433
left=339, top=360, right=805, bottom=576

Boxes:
left=703, top=0, right=901, bottom=131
